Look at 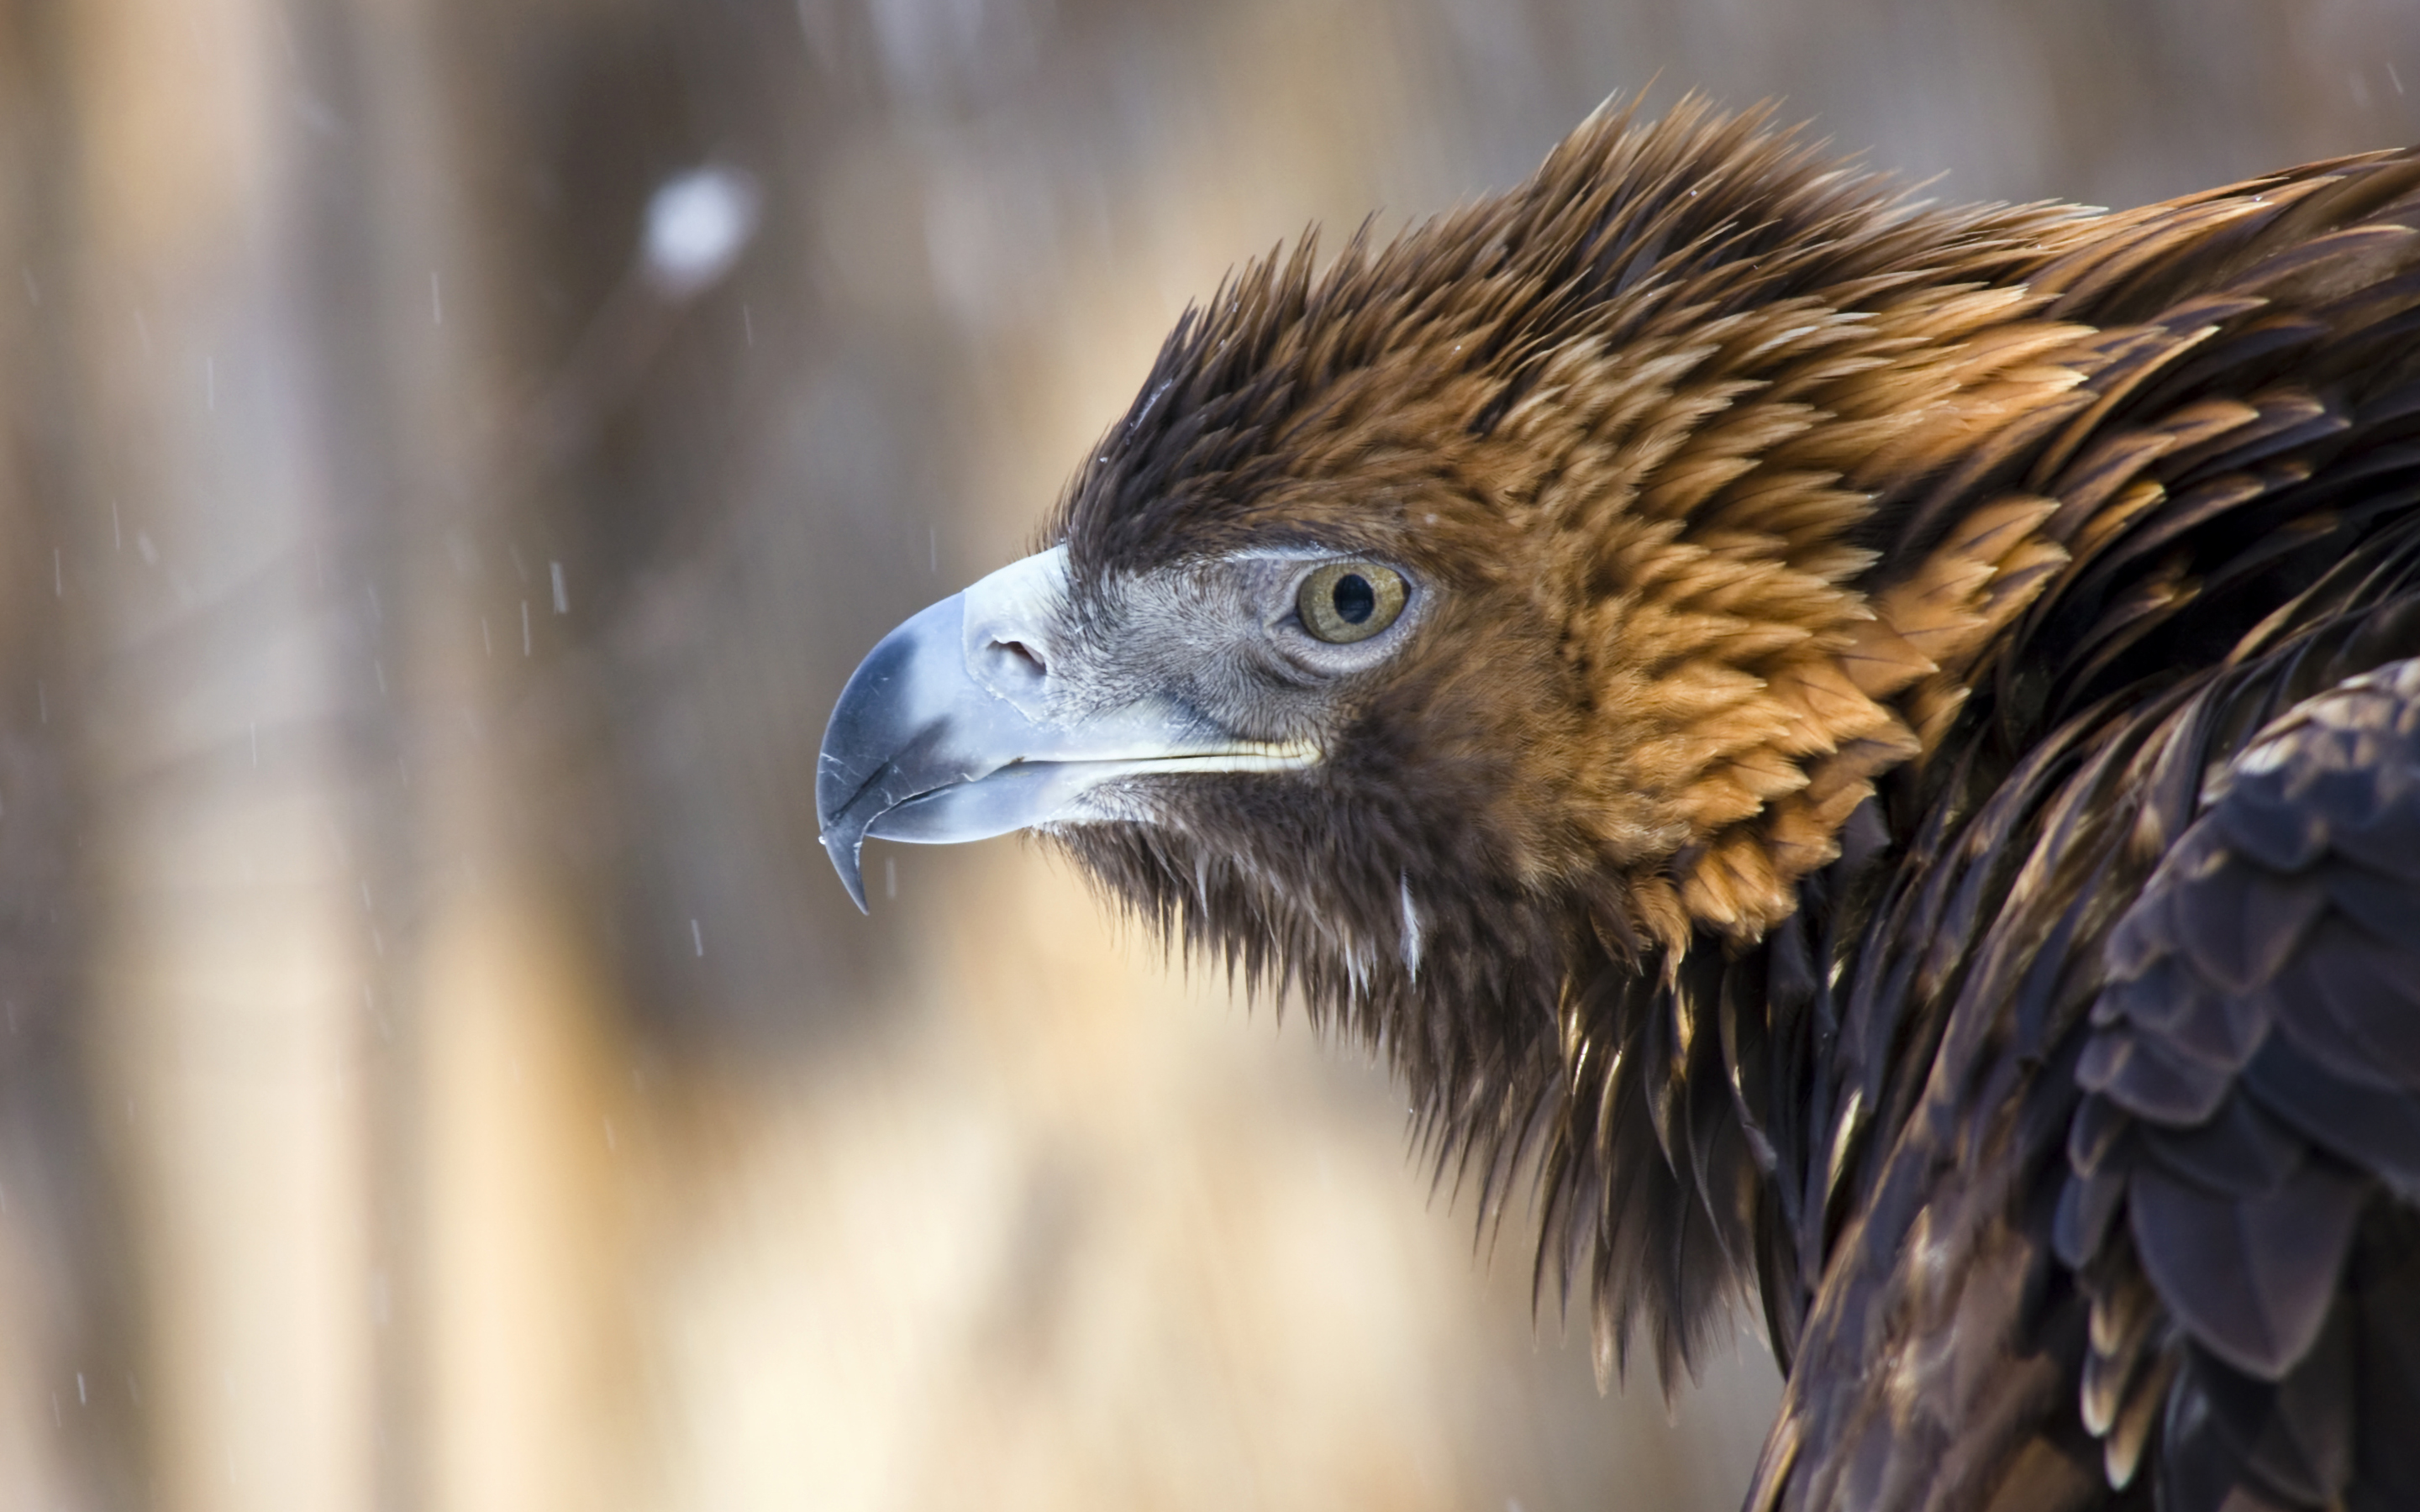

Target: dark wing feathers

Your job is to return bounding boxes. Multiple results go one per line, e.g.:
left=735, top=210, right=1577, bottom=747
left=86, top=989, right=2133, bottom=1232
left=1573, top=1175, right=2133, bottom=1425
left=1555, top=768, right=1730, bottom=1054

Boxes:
left=1743, top=147, right=2420, bottom=1511
left=2125, top=1156, right=2365, bottom=1378
left=2065, top=659, right=2420, bottom=1508
left=2243, top=1035, right=2420, bottom=1199
left=1754, top=629, right=2420, bottom=1511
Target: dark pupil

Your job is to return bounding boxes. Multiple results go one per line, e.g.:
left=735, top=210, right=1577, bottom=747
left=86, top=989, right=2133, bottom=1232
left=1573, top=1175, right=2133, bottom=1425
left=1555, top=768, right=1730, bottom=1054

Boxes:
left=1331, top=573, right=1376, bottom=625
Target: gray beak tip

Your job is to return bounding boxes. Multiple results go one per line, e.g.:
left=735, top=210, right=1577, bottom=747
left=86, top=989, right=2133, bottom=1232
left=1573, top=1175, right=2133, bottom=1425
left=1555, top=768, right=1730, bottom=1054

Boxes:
left=818, top=827, right=873, bottom=914
left=818, top=620, right=929, bottom=918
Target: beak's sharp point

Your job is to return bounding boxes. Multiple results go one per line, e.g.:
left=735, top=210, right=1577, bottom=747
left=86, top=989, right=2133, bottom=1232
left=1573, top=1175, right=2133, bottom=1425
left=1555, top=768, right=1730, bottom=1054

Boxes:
left=823, top=826, right=872, bottom=914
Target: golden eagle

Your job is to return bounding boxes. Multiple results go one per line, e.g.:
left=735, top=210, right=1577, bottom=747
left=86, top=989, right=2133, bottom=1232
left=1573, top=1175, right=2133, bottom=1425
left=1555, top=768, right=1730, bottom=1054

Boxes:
left=817, top=100, right=2420, bottom=1511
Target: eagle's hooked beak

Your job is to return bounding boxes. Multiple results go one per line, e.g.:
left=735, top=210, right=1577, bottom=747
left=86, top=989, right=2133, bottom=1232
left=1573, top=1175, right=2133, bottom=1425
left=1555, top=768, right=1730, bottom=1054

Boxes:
left=816, top=546, right=1313, bottom=910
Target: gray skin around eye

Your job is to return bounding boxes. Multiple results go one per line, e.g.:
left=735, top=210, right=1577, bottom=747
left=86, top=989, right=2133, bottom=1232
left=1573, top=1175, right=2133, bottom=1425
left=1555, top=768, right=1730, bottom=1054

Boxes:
left=1058, top=554, right=1424, bottom=750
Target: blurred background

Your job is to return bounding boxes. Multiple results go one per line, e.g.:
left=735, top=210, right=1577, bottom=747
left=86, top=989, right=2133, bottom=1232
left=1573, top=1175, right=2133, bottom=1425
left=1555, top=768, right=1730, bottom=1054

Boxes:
left=0, top=0, right=2412, bottom=1508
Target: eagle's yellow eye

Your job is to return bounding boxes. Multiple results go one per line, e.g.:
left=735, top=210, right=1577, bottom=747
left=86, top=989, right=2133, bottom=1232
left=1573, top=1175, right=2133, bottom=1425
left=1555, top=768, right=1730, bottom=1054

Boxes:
left=1297, top=563, right=1407, bottom=643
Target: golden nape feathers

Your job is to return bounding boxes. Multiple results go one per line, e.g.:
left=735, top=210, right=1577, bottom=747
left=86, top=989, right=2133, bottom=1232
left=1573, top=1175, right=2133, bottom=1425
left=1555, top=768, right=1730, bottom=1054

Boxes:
left=822, top=99, right=2420, bottom=1512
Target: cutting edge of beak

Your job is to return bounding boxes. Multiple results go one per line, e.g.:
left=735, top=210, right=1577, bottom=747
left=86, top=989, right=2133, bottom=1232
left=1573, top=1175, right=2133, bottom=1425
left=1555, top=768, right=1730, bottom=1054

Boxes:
left=815, top=547, right=1313, bottom=911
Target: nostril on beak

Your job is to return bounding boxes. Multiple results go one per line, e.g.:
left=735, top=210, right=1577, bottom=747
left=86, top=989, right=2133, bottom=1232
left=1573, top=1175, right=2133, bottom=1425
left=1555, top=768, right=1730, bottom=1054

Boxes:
left=993, top=638, right=1047, bottom=679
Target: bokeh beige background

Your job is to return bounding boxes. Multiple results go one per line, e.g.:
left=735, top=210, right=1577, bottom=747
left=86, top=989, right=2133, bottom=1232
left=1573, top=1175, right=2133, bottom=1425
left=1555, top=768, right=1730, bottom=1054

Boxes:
left=0, top=1, right=2412, bottom=1508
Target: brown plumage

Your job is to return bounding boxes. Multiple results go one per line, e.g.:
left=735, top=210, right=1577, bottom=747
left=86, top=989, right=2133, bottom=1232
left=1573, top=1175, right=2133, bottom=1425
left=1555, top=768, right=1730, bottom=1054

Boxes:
left=818, top=97, right=2420, bottom=1512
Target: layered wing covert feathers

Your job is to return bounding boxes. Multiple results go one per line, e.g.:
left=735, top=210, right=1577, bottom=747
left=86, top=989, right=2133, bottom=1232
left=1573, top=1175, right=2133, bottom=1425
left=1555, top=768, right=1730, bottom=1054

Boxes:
left=2067, top=659, right=2420, bottom=1510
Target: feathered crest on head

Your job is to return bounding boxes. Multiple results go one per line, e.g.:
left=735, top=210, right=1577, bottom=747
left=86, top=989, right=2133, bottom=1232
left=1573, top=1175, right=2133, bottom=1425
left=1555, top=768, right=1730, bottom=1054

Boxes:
left=1055, top=94, right=1996, bottom=570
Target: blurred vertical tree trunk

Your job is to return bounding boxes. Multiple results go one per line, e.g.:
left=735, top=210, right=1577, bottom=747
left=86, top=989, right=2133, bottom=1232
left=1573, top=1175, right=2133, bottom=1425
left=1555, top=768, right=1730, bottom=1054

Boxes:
left=0, top=1, right=143, bottom=1506
left=272, top=1, right=650, bottom=1509
left=23, top=0, right=652, bottom=1505
left=50, top=0, right=377, bottom=1506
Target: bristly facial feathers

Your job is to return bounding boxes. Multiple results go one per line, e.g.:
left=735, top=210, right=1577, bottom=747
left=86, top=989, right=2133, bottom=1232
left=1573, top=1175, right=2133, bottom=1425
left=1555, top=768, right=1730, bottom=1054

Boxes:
left=823, top=93, right=2420, bottom=1512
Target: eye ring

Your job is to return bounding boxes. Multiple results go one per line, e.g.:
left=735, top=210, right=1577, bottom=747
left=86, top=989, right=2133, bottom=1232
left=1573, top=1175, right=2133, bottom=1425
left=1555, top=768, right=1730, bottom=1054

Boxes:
left=1297, top=562, right=1407, bottom=644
